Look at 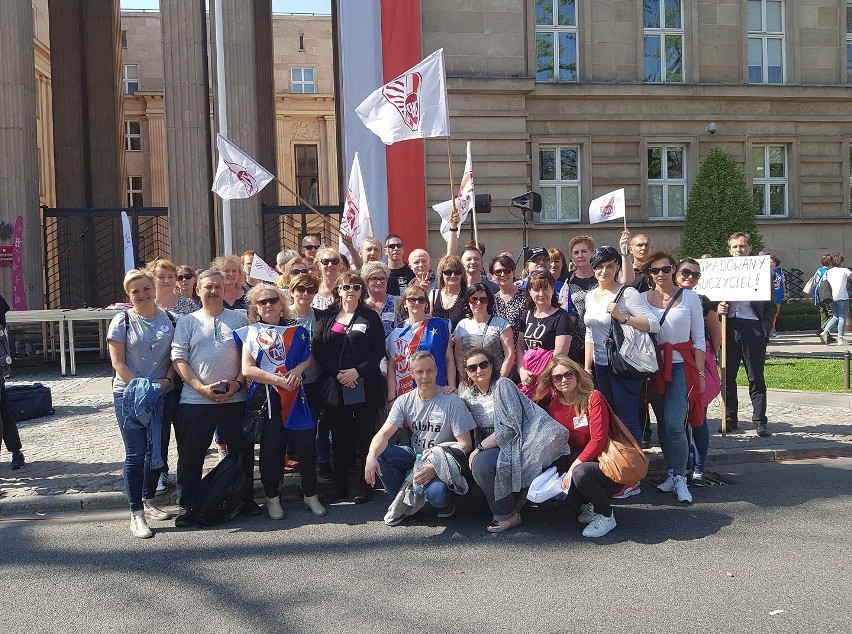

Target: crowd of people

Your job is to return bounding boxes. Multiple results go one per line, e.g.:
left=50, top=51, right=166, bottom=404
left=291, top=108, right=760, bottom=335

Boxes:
left=108, top=228, right=781, bottom=540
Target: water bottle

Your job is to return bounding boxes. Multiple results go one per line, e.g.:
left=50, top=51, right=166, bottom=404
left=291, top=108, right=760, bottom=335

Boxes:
left=412, top=453, right=425, bottom=495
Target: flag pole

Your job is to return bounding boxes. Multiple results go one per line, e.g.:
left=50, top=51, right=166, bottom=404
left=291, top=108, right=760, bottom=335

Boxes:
left=446, top=137, right=458, bottom=229
left=213, top=0, right=232, bottom=255
left=274, top=175, right=323, bottom=216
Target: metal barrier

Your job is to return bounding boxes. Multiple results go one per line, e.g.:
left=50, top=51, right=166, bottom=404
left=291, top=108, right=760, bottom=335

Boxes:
left=260, top=204, right=342, bottom=263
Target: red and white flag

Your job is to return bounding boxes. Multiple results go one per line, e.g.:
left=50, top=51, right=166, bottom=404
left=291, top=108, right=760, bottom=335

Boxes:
left=339, top=152, right=373, bottom=261
left=250, top=253, right=279, bottom=284
left=212, top=134, right=274, bottom=199
left=432, top=141, right=475, bottom=243
left=356, top=49, right=450, bottom=145
left=588, top=188, right=626, bottom=225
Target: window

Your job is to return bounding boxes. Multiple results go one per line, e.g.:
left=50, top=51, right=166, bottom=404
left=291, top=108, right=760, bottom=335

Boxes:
left=539, top=146, right=580, bottom=222
left=291, top=67, right=315, bottom=93
left=299, top=34, right=305, bottom=52
left=124, top=120, right=141, bottom=152
left=534, top=0, right=578, bottom=82
left=121, top=29, right=127, bottom=49
left=647, top=146, right=686, bottom=218
left=643, top=0, right=684, bottom=83
left=847, top=3, right=852, bottom=83
left=122, top=64, right=139, bottom=94
left=127, top=176, right=143, bottom=208
left=747, top=0, right=784, bottom=84
left=752, top=145, right=787, bottom=216
left=295, top=145, right=319, bottom=205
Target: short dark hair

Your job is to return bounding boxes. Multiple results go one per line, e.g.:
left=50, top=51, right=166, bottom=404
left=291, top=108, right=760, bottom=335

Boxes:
left=524, top=271, right=560, bottom=310
left=384, top=234, right=403, bottom=246
left=461, top=282, right=496, bottom=318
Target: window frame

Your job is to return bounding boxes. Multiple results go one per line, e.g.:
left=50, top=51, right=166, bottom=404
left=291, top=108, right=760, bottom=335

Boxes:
left=537, top=144, right=582, bottom=223
left=534, top=0, right=579, bottom=83
left=291, top=67, right=315, bottom=93
left=642, top=0, right=685, bottom=83
left=846, top=3, right=852, bottom=84
left=646, top=144, right=687, bottom=219
left=122, top=64, right=139, bottom=94
left=126, top=176, right=143, bottom=208
left=294, top=144, right=319, bottom=206
left=751, top=144, right=788, bottom=218
left=124, top=120, right=141, bottom=152
left=746, top=0, right=785, bottom=85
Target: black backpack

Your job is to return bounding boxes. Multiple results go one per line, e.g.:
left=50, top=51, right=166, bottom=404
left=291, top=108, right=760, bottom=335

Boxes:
left=817, top=275, right=833, bottom=305
left=191, top=454, right=249, bottom=527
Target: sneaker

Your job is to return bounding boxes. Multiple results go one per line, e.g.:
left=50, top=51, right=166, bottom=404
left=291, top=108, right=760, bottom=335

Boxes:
left=581, top=512, right=617, bottom=538
left=756, top=422, right=772, bottom=437
left=691, top=472, right=704, bottom=485
left=143, top=500, right=172, bottom=521
left=266, top=496, right=285, bottom=520
left=657, top=471, right=675, bottom=493
left=436, top=497, right=456, bottom=519
left=155, top=472, right=168, bottom=495
left=640, top=439, right=652, bottom=449
left=10, top=451, right=25, bottom=470
left=174, top=509, right=193, bottom=528
left=577, top=503, right=596, bottom=524
left=837, top=338, right=848, bottom=346
left=819, top=330, right=830, bottom=344
left=673, top=475, right=692, bottom=503
left=130, top=511, right=153, bottom=539
left=384, top=514, right=406, bottom=526
left=486, top=513, right=522, bottom=533
left=611, top=483, right=641, bottom=499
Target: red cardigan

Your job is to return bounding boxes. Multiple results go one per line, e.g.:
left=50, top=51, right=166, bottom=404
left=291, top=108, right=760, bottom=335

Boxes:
left=652, top=341, right=704, bottom=428
left=548, top=390, right=610, bottom=463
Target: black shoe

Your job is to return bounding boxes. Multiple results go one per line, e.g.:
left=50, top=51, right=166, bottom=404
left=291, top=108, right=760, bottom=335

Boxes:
left=240, top=500, right=263, bottom=517
left=174, top=510, right=193, bottom=528
left=317, top=464, right=334, bottom=480
left=353, top=485, right=374, bottom=504
left=320, top=489, right=348, bottom=504
left=641, top=439, right=652, bottom=449
left=718, top=422, right=738, bottom=433
left=756, top=422, right=771, bottom=437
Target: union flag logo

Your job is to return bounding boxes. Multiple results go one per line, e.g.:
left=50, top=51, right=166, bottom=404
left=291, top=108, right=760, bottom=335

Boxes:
left=599, top=194, right=615, bottom=218
left=257, top=328, right=286, bottom=366
left=225, top=161, right=259, bottom=196
left=382, top=72, right=421, bottom=131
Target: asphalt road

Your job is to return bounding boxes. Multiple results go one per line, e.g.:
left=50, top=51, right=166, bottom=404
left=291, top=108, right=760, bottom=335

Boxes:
left=2, top=458, right=850, bottom=634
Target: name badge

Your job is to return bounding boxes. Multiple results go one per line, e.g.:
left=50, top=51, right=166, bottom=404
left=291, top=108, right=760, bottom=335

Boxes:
left=351, top=323, right=368, bottom=333
left=382, top=312, right=396, bottom=322
left=573, top=414, right=588, bottom=429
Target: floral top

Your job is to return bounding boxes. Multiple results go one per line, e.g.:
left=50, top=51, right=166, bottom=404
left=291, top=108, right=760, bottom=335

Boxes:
left=494, top=286, right=526, bottom=346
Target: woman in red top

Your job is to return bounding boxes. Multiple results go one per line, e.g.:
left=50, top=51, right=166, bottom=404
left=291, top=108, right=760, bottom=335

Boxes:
left=534, top=355, right=622, bottom=538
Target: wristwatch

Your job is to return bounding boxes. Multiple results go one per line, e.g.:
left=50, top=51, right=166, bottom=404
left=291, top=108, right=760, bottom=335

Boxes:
left=697, top=371, right=706, bottom=378
left=475, top=443, right=485, bottom=453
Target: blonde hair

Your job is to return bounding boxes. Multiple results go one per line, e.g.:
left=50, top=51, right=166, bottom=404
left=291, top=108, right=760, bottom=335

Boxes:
left=361, top=260, right=391, bottom=281
left=145, top=258, right=177, bottom=275
left=246, top=283, right=292, bottom=323
left=210, top=254, right=245, bottom=287
left=534, top=355, right=594, bottom=414
left=123, top=268, right=155, bottom=294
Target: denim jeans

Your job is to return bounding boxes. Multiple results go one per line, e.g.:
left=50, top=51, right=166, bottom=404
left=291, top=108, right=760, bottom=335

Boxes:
left=376, top=444, right=452, bottom=510
left=650, top=363, right=689, bottom=477
left=594, top=365, right=644, bottom=443
left=113, top=393, right=159, bottom=512
left=471, top=448, right=515, bottom=520
left=824, top=299, right=850, bottom=338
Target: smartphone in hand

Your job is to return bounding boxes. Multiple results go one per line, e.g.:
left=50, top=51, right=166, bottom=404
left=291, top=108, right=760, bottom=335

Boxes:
left=212, top=382, right=229, bottom=395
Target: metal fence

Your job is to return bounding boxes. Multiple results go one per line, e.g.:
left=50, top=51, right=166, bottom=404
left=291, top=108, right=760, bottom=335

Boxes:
left=260, top=204, right=342, bottom=263
left=42, top=206, right=170, bottom=308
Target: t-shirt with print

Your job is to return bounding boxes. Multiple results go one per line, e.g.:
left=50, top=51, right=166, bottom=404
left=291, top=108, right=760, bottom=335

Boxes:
left=522, top=308, right=573, bottom=351
left=388, top=264, right=416, bottom=295
left=458, top=382, right=497, bottom=441
left=107, top=309, right=175, bottom=393
left=387, top=389, right=477, bottom=455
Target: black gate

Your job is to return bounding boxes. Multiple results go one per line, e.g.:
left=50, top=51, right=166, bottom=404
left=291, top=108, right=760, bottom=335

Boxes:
left=260, top=204, right=342, bottom=263
left=42, top=206, right=170, bottom=308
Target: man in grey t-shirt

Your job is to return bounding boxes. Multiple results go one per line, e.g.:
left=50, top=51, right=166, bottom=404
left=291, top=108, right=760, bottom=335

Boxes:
left=365, top=352, right=475, bottom=521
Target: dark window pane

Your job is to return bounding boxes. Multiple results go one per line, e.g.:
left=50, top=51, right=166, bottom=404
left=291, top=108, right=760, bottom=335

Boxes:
left=848, top=3, right=852, bottom=34
left=643, top=0, right=660, bottom=28
left=540, top=148, right=557, bottom=181
left=769, top=184, right=785, bottom=215
left=753, top=184, right=765, bottom=214
left=560, top=147, right=578, bottom=180
left=648, top=147, right=662, bottom=179
left=768, top=147, right=785, bottom=177
left=558, top=32, right=578, bottom=81
left=536, top=32, right=555, bottom=81
left=644, top=35, right=662, bottom=82
left=535, top=0, right=553, bottom=26
left=667, top=148, right=683, bottom=179
left=664, top=0, right=681, bottom=29
left=847, top=43, right=852, bottom=83
left=648, top=185, right=663, bottom=216
left=665, top=35, right=683, bottom=82
left=558, top=0, right=576, bottom=26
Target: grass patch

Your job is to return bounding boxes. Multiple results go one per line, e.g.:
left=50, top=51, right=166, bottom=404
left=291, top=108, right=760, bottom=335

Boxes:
left=736, top=358, right=849, bottom=392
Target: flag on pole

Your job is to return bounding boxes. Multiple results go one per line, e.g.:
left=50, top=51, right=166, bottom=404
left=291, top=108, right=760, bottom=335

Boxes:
left=431, top=141, right=475, bottom=243
left=120, top=211, right=135, bottom=273
left=588, top=188, right=626, bottom=224
left=212, top=134, right=274, bottom=199
left=339, top=152, right=373, bottom=262
left=11, top=216, right=27, bottom=310
left=356, top=49, right=450, bottom=145
left=249, top=254, right=279, bottom=284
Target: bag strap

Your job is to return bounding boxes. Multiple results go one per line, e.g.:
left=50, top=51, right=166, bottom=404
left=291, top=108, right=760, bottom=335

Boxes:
left=608, top=286, right=628, bottom=327
left=336, top=309, right=360, bottom=368
left=658, top=288, right=684, bottom=329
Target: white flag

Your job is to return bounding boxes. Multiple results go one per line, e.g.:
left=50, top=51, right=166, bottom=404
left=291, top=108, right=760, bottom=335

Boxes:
left=120, top=211, right=134, bottom=273
left=250, top=253, right=279, bottom=284
left=356, top=49, right=450, bottom=145
left=588, top=188, right=626, bottom=225
left=339, top=152, right=373, bottom=262
left=432, top=142, right=475, bottom=243
left=212, top=134, right=274, bottom=199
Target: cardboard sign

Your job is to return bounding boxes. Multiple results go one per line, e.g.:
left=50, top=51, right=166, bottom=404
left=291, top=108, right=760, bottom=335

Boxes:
left=694, top=255, right=772, bottom=302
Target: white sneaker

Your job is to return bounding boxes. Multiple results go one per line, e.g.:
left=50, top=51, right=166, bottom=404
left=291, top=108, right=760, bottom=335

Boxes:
left=819, top=331, right=830, bottom=344
left=657, top=470, right=675, bottom=493
left=130, top=511, right=152, bottom=538
left=143, top=500, right=172, bottom=521
left=582, top=512, right=617, bottom=538
left=266, top=496, right=285, bottom=520
left=577, top=503, right=596, bottom=524
left=836, top=338, right=848, bottom=346
left=674, top=475, right=693, bottom=503
left=691, top=472, right=704, bottom=484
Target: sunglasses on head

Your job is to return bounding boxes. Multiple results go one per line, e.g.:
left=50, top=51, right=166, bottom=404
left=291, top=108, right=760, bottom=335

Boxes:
left=321, top=258, right=340, bottom=266
left=443, top=270, right=462, bottom=277
left=293, top=285, right=317, bottom=294
left=465, top=359, right=491, bottom=373
left=256, top=296, right=280, bottom=306
left=176, top=273, right=194, bottom=281
left=648, top=265, right=674, bottom=275
left=594, top=246, right=619, bottom=256
left=289, top=268, right=309, bottom=276
left=340, top=283, right=362, bottom=292
left=551, top=369, right=577, bottom=383
left=679, top=268, right=701, bottom=279
left=468, top=296, right=488, bottom=305
left=406, top=296, right=427, bottom=304
left=386, top=243, right=404, bottom=250
left=302, top=244, right=319, bottom=251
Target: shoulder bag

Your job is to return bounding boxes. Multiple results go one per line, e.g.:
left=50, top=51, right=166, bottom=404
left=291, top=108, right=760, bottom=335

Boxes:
left=604, top=287, right=658, bottom=379
left=597, top=399, right=649, bottom=485
left=319, top=311, right=365, bottom=407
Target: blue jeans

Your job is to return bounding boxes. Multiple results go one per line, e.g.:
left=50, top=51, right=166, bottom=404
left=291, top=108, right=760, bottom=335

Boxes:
left=377, top=444, right=452, bottom=510
left=594, top=365, right=643, bottom=443
left=689, top=408, right=710, bottom=475
left=113, top=393, right=159, bottom=512
left=650, top=363, right=689, bottom=477
left=824, top=299, right=849, bottom=337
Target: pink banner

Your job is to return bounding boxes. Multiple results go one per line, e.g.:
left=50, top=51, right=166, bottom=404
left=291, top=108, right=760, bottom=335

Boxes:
left=12, top=215, right=27, bottom=310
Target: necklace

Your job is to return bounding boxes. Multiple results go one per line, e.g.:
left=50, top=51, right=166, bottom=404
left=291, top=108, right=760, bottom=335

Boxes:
left=132, top=309, right=162, bottom=355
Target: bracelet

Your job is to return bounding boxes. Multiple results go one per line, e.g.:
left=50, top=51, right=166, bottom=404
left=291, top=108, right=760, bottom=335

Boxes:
left=621, top=315, right=629, bottom=324
left=235, top=379, right=245, bottom=390
left=697, top=371, right=706, bottom=378
left=475, top=443, right=485, bottom=453
left=162, top=377, right=172, bottom=386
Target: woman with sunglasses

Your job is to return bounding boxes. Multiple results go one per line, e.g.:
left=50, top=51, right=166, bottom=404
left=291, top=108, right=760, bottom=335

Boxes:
left=175, top=266, right=201, bottom=306
left=490, top=254, right=525, bottom=351
left=211, top=254, right=248, bottom=311
left=533, top=355, right=622, bottom=538
left=453, top=283, right=514, bottom=380
left=277, top=256, right=312, bottom=294
left=386, top=285, right=455, bottom=400
left=642, top=251, right=705, bottom=504
left=362, top=261, right=402, bottom=337
left=584, top=246, right=659, bottom=451
left=558, top=236, right=599, bottom=365
left=237, top=284, right=326, bottom=519
left=312, top=272, right=386, bottom=504
left=676, top=258, right=721, bottom=485
left=312, top=246, right=343, bottom=311
left=429, top=254, right=468, bottom=330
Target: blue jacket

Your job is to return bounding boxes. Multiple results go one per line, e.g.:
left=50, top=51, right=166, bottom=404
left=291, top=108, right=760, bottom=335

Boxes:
left=121, top=378, right=165, bottom=469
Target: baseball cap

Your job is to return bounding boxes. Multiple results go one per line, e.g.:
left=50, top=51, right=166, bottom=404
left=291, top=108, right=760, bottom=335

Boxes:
left=525, top=247, right=548, bottom=263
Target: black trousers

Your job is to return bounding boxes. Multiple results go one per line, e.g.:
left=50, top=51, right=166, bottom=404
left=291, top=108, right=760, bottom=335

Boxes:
left=158, top=377, right=183, bottom=474
left=564, top=461, right=623, bottom=517
left=0, top=378, right=22, bottom=453
left=327, top=402, right=378, bottom=494
left=258, top=389, right=317, bottom=498
left=174, top=402, right=254, bottom=510
left=724, top=318, right=768, bottom=426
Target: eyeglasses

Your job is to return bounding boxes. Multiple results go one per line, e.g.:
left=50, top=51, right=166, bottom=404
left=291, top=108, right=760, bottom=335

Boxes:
left=465, top=359, right=491, bottom=373
left=405, top=296, right=427, bottom=304
left=340, top=283, right=363, bottom=292
left=647, top=265, right=674, bottom=275
left=302, top=244, right=319, bottom=251
left=491, top=268, right=511, bottom=276
left=293, top=285, right=317, bottom=294
left=321, top=258, right=340, bottom=266
left=386, top=243, right=404, bottom=250
left=679, top=268, right=701, bottom=279
left=256, top=296, right=280, bottom=306
left=443, top=270, right=462, bottom=277
left=289, top=268, right=309, bottom=276
left=551, top=370, right=577, bottom=383
left=368, top=277, right=388, bottom=284
left=468, top=296, right=488, bottom=305
left=176, top=274, right=195, bottom=281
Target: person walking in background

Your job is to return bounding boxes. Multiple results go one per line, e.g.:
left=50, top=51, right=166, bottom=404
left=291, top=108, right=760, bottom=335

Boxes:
left=769, top=255, right=785, bottom=337
left=809, top=253, right=835, bottom=341
left=819, top=255, right=852, bottom=346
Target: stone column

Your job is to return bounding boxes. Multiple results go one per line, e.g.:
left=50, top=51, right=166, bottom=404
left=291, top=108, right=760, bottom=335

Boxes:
left=160, top=0, right=215, bottom=267
left=0, top=0, right=43, bottom=306
left=144, top=112, right=168, bottom=207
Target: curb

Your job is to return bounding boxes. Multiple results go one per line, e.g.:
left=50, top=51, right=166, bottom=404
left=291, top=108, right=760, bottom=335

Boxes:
left=647, top=443, right=852, bottom=471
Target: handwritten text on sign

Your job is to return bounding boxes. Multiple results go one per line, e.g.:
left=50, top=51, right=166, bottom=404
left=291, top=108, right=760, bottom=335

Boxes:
left=694, top=255, right=771, bottom=302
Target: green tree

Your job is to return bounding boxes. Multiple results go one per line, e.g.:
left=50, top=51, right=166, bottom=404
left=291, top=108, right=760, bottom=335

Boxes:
left=681, top=148, right=763, bottom=258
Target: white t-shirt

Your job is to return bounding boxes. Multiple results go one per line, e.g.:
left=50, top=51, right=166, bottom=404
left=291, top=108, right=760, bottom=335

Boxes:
left=645, top=289, right=706, bottom=363
left=824, top=267, right=851, bottom=301
left=584, top=286, right=660, bottom=366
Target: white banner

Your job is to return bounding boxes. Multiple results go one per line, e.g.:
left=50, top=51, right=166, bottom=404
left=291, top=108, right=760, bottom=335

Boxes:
left=588, top=188, right=626, bottom=224
left=432, top=142, right=475, bottom=244
left=339, top=152, right=373, bottom=261
left=212, top=134, right=274, bottom=200
left=250, top=253, right=280, bottom=284
left=120, top=211, right=135, bottom=273
left=694, top=255, right=772, bottom=302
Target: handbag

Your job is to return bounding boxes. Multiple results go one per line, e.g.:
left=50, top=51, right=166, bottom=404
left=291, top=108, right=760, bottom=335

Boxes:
left=597, top=400, right=649, bottom=485
left=242, top=399, right=267, bottom=444
left=604, top=287, right=659, bottom=379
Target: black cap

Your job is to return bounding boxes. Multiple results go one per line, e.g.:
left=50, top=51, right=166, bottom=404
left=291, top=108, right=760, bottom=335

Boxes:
left=589, top=246, right=621, bottom=269
left=526, top=247, right=548, bottom=263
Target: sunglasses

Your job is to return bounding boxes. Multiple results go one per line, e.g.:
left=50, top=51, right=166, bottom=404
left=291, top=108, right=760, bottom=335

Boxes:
left=256, top=296, right=280, bottom=306
left=679, top=268, right=702, bottom=279
left=368, top=277, right=388, bottom=284
left=289, top=268, right=309, bottom=276
left=386, top=243, right=404, bottom=250
left=405, top=296, right=427, bottom=304
left=443, top=270, right=462, bottom=277
left=491, top=268, right=512, bottom=276
left=340, top=283, right=362, bottom=292
left=648, top=265, right=674, bottom=275
left=468, top=296, right=488, bottom=305
left=321, top=258, right=340, bottom=266
left=293, top=285, right=317, bottom=294
left=551, top=370, right=577, bottom=383
left=302, top=244, right=319, bottom=251
left=176, top=274, right=194, bottom=281
left=594, top=246, right=619, bottom=256
left=465, top=359, right=491, bottom=372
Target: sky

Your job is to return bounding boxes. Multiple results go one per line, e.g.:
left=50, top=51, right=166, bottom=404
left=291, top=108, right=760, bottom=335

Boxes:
left=119, top=0, right=331, bottom=14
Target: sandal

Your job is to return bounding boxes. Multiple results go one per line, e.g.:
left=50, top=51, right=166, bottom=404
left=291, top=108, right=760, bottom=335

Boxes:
left=486, top=513, right=522, bottom=533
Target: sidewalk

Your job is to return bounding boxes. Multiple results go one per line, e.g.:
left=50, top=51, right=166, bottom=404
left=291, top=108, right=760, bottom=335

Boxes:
left=1, top=333, right=849, bottom=516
